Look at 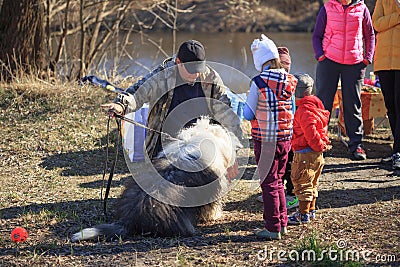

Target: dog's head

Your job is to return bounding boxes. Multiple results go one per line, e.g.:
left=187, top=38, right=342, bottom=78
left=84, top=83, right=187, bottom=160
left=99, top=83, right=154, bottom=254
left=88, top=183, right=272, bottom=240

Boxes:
left=159, top=117, right=242, bottom=177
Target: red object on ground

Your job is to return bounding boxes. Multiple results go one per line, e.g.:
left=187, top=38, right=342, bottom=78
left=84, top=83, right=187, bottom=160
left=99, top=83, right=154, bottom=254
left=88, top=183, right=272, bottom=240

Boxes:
left=11, top=227, right=28, bottom=243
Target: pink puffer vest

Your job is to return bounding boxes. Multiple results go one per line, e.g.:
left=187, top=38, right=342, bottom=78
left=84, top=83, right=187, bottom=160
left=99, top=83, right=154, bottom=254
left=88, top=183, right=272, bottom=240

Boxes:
left=323, top=0, right=366, bottom=65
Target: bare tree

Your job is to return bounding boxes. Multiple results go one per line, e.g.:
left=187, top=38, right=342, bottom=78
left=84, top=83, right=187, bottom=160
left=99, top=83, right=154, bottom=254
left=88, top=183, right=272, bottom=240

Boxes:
left=0, top=0, right=47, bottom=80
left=0, top=0, right=197, bottom=81
left=79, top=0, right=85, bottom=78
left=137, top=0, right=194, bottom=54
left=51, top=0, right=70, bottom=74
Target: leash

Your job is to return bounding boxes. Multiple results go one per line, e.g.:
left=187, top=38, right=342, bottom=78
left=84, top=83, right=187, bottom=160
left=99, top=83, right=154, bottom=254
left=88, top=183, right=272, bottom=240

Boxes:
left=113, top=113, right=180, bottom=142
left=101, top=112, right=180, bottom=217
left=101, top=115, right=121, bottom=218
left=100, top=116, right=111, bottom=206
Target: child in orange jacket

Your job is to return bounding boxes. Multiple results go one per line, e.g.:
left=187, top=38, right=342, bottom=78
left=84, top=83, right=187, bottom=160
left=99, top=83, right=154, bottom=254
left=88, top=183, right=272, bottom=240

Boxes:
left=288, top=73, right=331, bottom=224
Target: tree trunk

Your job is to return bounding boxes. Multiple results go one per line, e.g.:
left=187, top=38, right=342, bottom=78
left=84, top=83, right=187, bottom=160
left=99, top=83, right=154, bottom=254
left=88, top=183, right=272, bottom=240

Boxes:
left=0, top=0, right=46, bottom=80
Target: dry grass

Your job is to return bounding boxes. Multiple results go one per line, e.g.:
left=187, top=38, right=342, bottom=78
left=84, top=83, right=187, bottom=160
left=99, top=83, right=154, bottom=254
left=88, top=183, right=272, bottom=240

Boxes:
left=0, top=80, right=399, bottom=266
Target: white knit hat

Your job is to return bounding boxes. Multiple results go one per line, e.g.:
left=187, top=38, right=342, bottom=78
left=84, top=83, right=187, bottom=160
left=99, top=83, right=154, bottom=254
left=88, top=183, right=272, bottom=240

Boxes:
left=251, top=34, right=279, bottom=72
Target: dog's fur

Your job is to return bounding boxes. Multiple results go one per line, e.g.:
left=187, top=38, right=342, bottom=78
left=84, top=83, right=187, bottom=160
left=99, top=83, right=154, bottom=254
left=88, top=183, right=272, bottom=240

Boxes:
left=71, top=118, right=241, bottom=241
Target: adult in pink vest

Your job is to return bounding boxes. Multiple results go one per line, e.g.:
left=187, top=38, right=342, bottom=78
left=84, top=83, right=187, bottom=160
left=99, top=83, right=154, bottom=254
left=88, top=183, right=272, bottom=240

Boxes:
left=312, top=0, right=375, bottom=160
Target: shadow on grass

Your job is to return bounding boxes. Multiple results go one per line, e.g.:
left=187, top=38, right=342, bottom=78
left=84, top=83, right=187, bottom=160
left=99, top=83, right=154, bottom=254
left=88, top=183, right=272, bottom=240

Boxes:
left=1, top=186, right=398, bottom=258
left=324, top=138, right=393, bottom=160
left=225, top=185, right=400, bottom=213
left=0, top=230, right=259, bottom=259
left=317, top=185, right=400, bottom=209
left=0, top=198, right=111, bottom=222
left=323, top=160, right=392, bottom=174
left=39, top=147, right=129, bottom=177
left=79, top=176, right=132, bottom=189
left=0, top=200, right=261, bottom=259
left=39, top=128, right=131, bottom=177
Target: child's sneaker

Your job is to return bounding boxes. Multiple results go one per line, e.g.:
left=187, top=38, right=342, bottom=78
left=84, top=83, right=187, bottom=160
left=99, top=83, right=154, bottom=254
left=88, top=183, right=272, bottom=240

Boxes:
left=281, top=227, right=288, bottom=235
left=392, top=153, right=400, bottom=170
left=254, top=228, right=281, bottom=240
left=288, top=210, right=310, bottom=225
left=310, top=210, right=317, bottom=220
left=286, top=195, right=299, bottom=210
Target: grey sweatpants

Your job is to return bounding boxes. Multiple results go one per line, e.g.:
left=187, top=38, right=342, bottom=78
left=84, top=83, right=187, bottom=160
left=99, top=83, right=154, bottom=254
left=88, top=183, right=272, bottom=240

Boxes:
left=316, top=58, right=366, bottom=153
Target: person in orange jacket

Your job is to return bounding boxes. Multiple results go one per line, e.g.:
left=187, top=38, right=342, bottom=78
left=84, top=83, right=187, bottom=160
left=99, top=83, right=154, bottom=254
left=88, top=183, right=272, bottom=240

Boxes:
left=288, top=73, right=331, bottom=225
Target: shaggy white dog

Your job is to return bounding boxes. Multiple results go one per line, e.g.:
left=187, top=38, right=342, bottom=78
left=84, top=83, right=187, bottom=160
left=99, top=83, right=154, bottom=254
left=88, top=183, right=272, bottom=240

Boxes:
left=71, top=118, right=241, bottom=241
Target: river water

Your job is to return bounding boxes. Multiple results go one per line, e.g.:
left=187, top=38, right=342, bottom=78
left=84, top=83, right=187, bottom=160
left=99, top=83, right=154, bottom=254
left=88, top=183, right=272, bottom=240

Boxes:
left=108, top=31, right=373, bottom=90
left=123, top=32, right=315, bottom=78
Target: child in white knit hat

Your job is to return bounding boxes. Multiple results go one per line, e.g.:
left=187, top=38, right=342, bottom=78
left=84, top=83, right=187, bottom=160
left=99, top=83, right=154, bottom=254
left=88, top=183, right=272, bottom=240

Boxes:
left=243, top=34, right=297, bottom=240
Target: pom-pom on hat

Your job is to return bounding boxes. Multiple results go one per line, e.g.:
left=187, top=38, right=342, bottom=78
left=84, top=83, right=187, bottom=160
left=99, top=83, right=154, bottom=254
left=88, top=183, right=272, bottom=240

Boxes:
left=251, top=34, right=279, bottom=72
left=278, top=47, right=291, bottom=73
